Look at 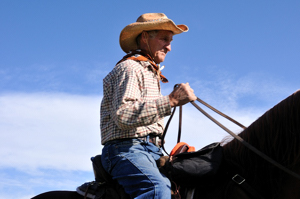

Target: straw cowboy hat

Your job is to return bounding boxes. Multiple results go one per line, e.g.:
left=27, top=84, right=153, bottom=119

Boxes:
left=119, top=13, right=189, bottom=53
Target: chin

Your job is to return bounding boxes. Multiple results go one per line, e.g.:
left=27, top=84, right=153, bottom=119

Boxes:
left=155, top=56, right=166, bottom=64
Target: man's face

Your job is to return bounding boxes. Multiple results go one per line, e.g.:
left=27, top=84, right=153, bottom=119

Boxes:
left=147, top=30, right=173, bottom=64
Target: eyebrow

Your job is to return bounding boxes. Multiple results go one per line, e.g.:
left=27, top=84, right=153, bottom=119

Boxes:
left=160, top=35, right=173, bottom=41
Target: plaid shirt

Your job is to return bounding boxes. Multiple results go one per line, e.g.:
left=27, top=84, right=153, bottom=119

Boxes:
left=100, top=58, right=171, bottom=145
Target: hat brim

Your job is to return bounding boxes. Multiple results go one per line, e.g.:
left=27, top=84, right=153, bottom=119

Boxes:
left=119, top=19, right=188, bottom=53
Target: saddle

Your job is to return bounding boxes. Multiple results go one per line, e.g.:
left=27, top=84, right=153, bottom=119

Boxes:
left=76, top=155, right=129, bottom=199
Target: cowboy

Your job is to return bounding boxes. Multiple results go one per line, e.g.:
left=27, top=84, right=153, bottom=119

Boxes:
left=100, top=13, right=197, bottom=198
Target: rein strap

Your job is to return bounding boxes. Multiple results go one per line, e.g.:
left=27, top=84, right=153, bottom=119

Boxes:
left=190, top=97, right=300, bottom=181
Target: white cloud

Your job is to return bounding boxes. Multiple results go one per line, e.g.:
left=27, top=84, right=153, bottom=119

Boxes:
left=0, top=93, right=102, bottom=172
left=0, top=91, right=261, bottom=175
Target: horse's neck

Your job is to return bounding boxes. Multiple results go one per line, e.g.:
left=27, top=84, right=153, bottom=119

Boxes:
left=221, top=90, right=300, bottom=199
left=279, top=168, right=300, bottom=198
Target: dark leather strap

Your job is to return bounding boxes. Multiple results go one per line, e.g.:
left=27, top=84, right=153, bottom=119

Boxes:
left=231, top=174, right=265, bottom=199
left=195, top=97, right=246, bottom=129
left=161, top=105, right=177, bottom=155
left=177, top=105, right=182, bottom=143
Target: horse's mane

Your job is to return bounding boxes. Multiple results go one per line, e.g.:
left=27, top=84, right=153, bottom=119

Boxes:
left=222, top=90, right=300, bottom=198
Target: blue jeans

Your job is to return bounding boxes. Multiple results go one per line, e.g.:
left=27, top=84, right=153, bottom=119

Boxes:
left=101, top=138, right=171, bottom=199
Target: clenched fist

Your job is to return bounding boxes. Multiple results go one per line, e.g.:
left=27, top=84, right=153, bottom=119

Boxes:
left=168, top=83, right=197, bottom=107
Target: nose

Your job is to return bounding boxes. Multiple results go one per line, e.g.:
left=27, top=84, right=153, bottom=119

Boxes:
left=165, top=43, right=171, bottom=52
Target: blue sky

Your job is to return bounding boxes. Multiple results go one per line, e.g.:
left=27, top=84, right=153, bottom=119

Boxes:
left=1, top=1, right=299, bottom=198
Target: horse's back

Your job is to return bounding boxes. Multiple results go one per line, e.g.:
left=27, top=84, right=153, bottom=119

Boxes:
left=31, top=191, right=82, bottom=199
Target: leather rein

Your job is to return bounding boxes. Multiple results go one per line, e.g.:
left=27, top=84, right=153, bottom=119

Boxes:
left=161, top=92, right=300, bottom=182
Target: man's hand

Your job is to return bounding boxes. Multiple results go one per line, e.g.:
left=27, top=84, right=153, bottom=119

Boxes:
left=168, top=83, right=197, bottom=107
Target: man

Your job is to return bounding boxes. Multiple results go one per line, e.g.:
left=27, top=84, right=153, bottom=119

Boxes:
left=100, top=13, right=196, bottom=198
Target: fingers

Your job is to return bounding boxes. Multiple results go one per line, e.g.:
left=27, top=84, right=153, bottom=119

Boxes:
left=178, top=83, right=197, bottom=101
left=168, top=82, right=197, bottom=107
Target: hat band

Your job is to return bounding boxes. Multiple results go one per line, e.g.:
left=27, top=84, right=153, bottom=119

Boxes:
left=144, top=18, right=164, bottom=22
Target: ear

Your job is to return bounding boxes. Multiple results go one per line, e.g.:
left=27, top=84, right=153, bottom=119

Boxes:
left=141, top=31, right=148, bottom=43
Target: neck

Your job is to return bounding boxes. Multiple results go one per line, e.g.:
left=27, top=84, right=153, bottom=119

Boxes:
left=134, top=49, right=156, bottom=63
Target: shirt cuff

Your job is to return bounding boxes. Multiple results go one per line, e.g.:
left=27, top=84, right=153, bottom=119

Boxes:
left=156, top=95, right=172, bottom=118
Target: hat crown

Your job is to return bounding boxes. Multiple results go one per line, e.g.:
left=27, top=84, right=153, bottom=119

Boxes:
left=136, top=13, right=168, bottom=23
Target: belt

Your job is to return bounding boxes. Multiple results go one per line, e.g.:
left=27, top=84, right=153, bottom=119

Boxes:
left=138, top=134, right=162, bottom=147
